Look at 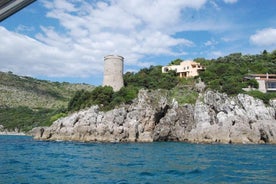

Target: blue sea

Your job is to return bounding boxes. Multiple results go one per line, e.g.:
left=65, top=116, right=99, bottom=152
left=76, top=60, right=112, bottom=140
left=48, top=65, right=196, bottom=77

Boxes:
left=0, top=135, right=275, bottom=184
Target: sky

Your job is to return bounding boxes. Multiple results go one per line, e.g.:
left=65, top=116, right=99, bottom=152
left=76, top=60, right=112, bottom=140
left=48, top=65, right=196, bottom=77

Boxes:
left=0, top=0, right=276, bottom=86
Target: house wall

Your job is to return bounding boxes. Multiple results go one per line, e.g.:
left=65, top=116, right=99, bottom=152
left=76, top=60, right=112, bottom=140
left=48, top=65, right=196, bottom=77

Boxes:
left=257, top=80, right=266, bottom=93
left=244, top=74, right=276, bottom=93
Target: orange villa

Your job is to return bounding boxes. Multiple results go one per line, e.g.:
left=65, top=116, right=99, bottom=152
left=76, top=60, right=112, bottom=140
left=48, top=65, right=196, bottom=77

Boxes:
left=162, top=60, right=204, bottom=78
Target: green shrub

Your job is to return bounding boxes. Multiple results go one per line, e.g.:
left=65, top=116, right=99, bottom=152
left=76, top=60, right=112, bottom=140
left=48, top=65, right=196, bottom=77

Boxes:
left=169, top=58, right=182, bottom=65
left=49, top=113, right=67, bottom=123
left=245, top=79, right=259, bottom=89
left=113, top=86, right=139, bottom=104
left=124, top=65, right=179, bottom=90
left=68, top=86, right=139, bottom=112
left=170, top=87, right=198, bottom=105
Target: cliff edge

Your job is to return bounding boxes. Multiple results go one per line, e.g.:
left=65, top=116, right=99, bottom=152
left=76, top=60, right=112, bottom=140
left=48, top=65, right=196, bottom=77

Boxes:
left=31, top=90, right=276, bottom=144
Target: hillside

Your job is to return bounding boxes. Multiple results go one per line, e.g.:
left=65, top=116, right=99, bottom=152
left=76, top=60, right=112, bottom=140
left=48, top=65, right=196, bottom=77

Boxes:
left=0, top=71, right=95, bottom=132
left=196, top=50, right=276, bottom=95
left=67, top=50, right=276, bottom=114
left=0, top=71, right=95, bottom=109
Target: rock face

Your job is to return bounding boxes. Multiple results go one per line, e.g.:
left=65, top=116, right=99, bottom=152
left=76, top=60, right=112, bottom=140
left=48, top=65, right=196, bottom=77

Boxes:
left=31, top=90, right=276, bottom=144
left=189, top=92, right=276, bottom=143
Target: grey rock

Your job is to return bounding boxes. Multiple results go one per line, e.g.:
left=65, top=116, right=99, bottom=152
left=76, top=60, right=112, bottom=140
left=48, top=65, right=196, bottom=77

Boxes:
left=31, top=89, right=276, bottom=144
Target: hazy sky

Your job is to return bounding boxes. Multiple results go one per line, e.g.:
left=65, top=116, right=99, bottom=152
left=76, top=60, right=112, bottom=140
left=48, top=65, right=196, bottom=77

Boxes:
left=1, top=0, right=276, bottom=85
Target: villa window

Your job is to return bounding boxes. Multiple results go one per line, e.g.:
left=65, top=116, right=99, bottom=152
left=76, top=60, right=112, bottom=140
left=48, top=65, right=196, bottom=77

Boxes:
left=267, top=82, right=276, bottom=88
left=164, top=67, right=169, bottom=72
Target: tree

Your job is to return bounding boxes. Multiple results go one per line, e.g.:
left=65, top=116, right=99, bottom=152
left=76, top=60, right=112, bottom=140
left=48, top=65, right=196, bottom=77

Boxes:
left=124, top=65, right=179, bottom=90
left=90, top=86, right=114, bottom=110
left=169, top=58, right=182, bottom=65
left=68, top=89, right=91, bottom=112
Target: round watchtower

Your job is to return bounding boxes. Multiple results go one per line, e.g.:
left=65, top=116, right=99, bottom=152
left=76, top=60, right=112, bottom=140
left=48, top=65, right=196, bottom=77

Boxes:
left=103, top=55, right=124, bottom=92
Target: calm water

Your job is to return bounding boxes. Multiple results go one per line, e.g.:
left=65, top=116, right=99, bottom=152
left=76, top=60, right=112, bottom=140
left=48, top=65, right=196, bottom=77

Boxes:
left=0, top=135, right=275, bottom=184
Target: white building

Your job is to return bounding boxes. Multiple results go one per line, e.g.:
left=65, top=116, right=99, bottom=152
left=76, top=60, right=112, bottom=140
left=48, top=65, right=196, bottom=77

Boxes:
left=244, top=74, right=276, bottom=93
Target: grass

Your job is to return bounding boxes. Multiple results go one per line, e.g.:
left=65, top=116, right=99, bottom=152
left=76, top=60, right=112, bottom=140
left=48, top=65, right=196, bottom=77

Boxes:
left=170, top=78, right=199, bottom=105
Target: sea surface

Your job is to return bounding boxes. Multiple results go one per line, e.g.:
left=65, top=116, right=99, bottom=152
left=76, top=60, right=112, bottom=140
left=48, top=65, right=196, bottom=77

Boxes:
left=0, top=135, right=275, bottom=184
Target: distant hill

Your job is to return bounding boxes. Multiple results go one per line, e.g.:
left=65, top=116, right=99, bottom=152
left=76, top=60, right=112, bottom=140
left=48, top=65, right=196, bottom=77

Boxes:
left=0, top=71, right=95, bottom=132
left=0, top=71, right=95, bottom=109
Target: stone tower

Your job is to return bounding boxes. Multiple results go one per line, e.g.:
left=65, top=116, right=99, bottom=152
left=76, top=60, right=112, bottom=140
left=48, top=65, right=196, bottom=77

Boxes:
left=103, top=55, right=124, bottom=91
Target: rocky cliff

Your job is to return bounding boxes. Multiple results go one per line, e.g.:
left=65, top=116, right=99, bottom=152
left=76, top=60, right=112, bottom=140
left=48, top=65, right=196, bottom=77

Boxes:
left=31, top=89, right=276, bottom=144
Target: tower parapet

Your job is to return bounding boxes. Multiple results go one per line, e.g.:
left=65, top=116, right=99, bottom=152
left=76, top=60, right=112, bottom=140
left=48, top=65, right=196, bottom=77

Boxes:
left=102, top=55, right=124, bottom=91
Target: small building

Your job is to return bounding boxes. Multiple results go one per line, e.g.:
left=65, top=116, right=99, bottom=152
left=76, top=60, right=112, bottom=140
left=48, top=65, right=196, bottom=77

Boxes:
left=244, top=74, right=276, bottom=93
left=162, top=60, right=204, bottom=78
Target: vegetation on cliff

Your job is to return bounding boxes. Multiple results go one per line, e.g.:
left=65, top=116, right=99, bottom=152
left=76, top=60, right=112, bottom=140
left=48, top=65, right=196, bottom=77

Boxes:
left=68, top=50, right=276, bottom=113
left=67, top=86, right=139, bottom=112
left=196, top=50, right=276, bottom=95
left=123, top=65, right=179, bottom=90
left=68, top=65, right=179, bottom=112
left=196, top=50, right=276, bottom=102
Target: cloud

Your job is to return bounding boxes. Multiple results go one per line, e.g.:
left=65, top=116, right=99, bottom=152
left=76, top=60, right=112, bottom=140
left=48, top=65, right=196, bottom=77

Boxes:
left=223, top=0, right=238, bottom=4
left=4, top=0, right=242, bottom=84
left=250, top=28, right=276, bottom=46
left=13, top=1, right=208, bottom=77
left=15, top=24, right=35, bottom=33
left=0, top=27, right=100, bottom=77
left=204, top=39, right=218, bottom=46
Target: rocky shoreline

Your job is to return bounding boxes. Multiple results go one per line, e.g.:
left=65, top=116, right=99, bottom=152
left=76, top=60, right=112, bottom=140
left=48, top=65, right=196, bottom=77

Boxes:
left=0, top=131, right=26, bottom=136
left=30, top=90, right=276, bottom=144
left=0, top=125, right=25, bottom=135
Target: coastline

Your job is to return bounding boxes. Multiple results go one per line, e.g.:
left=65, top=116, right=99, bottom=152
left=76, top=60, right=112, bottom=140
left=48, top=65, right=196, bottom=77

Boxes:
left=31, top=90, right=276, bottom=144
left=0, top=131, right=26, bottom=136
